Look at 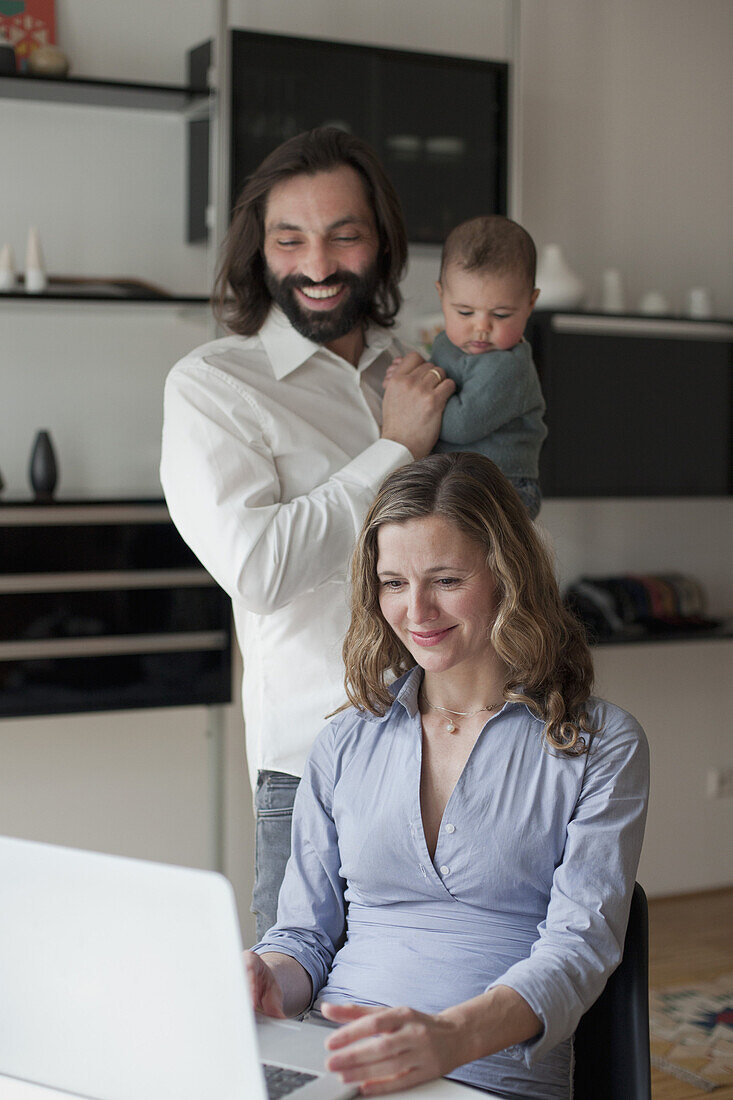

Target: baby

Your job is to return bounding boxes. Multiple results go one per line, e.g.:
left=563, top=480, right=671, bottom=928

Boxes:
left=401, top=215, right=547, bottom=518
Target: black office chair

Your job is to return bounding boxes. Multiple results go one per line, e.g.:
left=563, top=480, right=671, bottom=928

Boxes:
left=573, top=882, right=651, bottom=1100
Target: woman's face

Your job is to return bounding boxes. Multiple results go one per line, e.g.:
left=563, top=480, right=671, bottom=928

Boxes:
left=376, top=514, right=499, bottom=677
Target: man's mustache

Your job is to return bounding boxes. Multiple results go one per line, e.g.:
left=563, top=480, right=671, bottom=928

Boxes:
left=281, top=271, right=361, bottom=290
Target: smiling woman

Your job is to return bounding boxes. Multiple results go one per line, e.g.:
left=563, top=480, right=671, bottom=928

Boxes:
left=376, top=514, right=501, bottom=692
left=246, top=452, right=650, bottom=1100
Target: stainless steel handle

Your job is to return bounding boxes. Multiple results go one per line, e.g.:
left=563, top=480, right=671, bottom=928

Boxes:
left=550, top=315, right=733, bottom=341
left=0, top=569, right=215, bottom=594
left=0, top=631, right=228, bottom=660
left=0, top=504, right=170, bottom=526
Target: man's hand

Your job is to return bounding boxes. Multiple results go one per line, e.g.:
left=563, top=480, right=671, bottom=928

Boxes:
left=321, top=1002, right=462, bottom=1096
left=243, top=950, right=286, bottom=1018
left=381, top=351, right=455, bottom=460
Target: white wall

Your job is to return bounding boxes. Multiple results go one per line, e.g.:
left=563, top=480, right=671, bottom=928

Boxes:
left=0, top=302, right=209, bottom=497
left=518, top=0, right=733, bottom=897
left=594, top=640, right=733, bottom=896
left=519, top=0, right=733, bottom=317
left=1, top=1, right=732, bottom=930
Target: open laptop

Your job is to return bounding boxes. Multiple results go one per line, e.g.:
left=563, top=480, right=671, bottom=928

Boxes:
left=0, top=835, right=357, bottom=1100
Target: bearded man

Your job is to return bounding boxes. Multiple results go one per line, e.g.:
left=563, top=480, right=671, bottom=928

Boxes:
left=160, top=128, right=453, bottom=938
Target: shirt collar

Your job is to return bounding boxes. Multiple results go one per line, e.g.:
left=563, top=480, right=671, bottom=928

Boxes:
left=259, top=305, right=395, bottom=381
left=389, top=665, right=539, bottom=724
left=391, top=666, right=423, bottom=719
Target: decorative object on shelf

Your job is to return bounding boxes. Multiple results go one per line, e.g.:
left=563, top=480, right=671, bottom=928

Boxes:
left=0, top=0, right=56, bottom=72
left=24, top=225, right=47, bottom=293
left=535, top=244, right=585, bottom=309
left=564, top=572, right=721, bottom=643
left=0, top=24, right=16, bottom=73
left=27, top=42, right=68, bottom=76
left=599, top=268, right=625, bottom=313
left=638, top=289, right=670, bottom=315
left=0, top=242, right=16, bottom=290
left=28, top=428, right=58, bottom=500
left=685, top=286, right=714, bottom=319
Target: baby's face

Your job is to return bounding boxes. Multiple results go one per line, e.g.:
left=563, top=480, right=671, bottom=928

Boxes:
left=436, top=266, right=539, bottom=355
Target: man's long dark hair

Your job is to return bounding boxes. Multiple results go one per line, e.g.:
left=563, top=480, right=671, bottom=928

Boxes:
left=213, top=128, right=408, bottom=335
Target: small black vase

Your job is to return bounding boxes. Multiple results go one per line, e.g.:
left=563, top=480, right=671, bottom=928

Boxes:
left=29, top=429, right=58, bottom=500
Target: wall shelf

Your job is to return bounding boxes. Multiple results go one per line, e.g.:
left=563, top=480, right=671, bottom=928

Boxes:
left=0, top=71, right=206, bottom=112
left=592, top=623, right=733, bottom=647
left=0, top=291, right=209, bottom=306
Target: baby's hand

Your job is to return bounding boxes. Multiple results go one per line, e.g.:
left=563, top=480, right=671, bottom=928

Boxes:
left=384, top=351, right=426, bottom=387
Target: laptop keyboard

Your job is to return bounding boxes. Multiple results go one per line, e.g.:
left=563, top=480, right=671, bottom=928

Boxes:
left=263, top=1062, right=318, bottom=1099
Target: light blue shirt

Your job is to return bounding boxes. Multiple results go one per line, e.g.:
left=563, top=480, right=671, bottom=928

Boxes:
left=253, top=667, right=649, bottom=1099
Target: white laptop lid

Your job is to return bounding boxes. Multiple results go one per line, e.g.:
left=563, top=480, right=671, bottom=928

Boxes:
left=0, top=836, right=266, bottom=1100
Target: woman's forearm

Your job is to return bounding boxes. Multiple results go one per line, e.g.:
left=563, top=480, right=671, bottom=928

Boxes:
left=439, top=984, right=542, bottom=1066
left=258, top=951, right=313, bottom=1017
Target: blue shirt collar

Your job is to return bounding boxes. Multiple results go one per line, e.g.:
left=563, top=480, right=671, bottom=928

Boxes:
left=388, top=665, right=539, bottom=724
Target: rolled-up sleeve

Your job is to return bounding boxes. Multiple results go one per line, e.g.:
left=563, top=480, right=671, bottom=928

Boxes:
left=251, top=724, right=346, bottom=999
left=489, top=708, right=650, bottom=1066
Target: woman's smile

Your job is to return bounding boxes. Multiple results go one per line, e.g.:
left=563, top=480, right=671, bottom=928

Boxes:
left=408, top=625, right=456, bottom=647
left=377, top=514, right=499, bottom=678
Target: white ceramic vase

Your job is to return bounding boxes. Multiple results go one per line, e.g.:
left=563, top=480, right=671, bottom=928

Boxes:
left=0, top=242, right=16, bottom=291
left=535, top=244, right=585, bottom=309
left=25, top=226, right=47, bottom=293
left=600, top=268, right=626, bottom=313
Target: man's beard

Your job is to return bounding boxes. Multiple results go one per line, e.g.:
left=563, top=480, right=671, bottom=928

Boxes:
left=264, top=263, right=379, bottom=344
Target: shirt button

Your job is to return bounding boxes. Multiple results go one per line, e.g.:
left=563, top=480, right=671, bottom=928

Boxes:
left=440, top=865, right=450, bottom=876
left=444, top=823, right=456, bottom=834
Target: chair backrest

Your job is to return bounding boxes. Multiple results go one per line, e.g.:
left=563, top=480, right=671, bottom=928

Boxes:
left=573, top=882, right=651, bottom=1100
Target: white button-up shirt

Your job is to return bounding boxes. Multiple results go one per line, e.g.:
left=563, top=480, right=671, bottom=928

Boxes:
left=160, top=307, right=411, bottom=782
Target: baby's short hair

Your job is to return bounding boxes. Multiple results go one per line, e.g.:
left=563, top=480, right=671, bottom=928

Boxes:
left=440, top=215, right=536, bottom=291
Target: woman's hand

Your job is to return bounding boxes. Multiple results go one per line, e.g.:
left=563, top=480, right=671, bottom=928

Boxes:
left=320, top=1002, right=463, bottom=1095
left=243, top=950, right=286, bottom=1018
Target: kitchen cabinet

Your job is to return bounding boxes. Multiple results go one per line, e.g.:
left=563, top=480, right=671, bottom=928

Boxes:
left=187, top=28, right=508, bottom=245
left=529, top=311, right=733, bottom=497
left=0, top=501, right=231, bottom=719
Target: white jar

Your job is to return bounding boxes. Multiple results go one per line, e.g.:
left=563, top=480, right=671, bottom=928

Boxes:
left=535, top=245, right=585, bottom=309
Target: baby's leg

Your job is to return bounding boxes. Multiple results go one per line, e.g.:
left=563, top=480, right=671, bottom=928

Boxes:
left=509, top=477, right=542, bottom=520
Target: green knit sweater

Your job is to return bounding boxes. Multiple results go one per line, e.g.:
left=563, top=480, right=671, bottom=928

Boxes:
left=430, top=332, right=547, bottom=478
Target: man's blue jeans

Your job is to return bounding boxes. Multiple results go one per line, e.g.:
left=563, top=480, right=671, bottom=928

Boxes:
left=251, top=770, right=300, bottom=942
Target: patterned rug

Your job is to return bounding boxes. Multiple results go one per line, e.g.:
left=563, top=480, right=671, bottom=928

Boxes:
left=650, top=973, right=733, bottom=1091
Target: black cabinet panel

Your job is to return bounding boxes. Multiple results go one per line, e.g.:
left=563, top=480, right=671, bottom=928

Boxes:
left=528, top=313, right=733, bottom=497
left=374, top=52, right=506, bottom=243
left=2, top=522, right=201, bottom=574
left=230, top=35, right=374, bottom=207
left=187, top=30, right=508, bottom=244
left=0, top=587, right=227, bottom=643
left=0, top=650, right=230, bottom=719
left=0, top=502, right=232, bottom=718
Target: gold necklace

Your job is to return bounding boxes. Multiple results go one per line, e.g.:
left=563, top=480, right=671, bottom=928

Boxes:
left=420, top=690, right=505, bottom=734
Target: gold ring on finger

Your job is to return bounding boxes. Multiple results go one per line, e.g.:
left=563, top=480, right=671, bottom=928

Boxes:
left=427, top=367, right=443, bottom=383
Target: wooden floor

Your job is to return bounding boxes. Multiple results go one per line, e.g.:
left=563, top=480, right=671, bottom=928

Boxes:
left=648, top=887, right=733, bottom=1099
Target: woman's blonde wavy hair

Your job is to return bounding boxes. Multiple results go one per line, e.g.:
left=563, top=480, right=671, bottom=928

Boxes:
left=342, top=453, right=595, bottom=754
